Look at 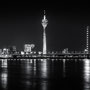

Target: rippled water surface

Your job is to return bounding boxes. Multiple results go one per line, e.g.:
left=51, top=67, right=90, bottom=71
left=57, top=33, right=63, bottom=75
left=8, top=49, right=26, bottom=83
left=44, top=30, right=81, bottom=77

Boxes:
left=0, top=59, right=90, bottom=90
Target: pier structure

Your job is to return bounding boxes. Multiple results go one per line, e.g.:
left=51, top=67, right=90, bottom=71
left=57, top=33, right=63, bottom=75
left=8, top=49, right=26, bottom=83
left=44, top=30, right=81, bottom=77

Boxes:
left=0, top=52, right=90, bottom=59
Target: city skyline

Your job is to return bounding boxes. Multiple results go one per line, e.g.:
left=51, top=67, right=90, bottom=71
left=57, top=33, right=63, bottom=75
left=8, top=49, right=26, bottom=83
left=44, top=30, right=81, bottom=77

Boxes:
left=0, top=2, right=90, bottom=51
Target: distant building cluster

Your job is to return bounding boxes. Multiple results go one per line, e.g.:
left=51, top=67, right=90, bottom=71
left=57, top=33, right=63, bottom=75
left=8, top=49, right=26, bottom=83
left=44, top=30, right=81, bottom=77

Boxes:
left=0, top=46, right=17, bottom=54
left=0, top=44, right=36, bottom=58
left=21, top=44, right=36, bottom=55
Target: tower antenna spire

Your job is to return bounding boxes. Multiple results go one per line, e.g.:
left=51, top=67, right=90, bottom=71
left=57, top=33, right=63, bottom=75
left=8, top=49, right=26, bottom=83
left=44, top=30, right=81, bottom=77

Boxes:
left=44, top=10, right=45, bottom=15
left=43, top=10, right=46, bottom=20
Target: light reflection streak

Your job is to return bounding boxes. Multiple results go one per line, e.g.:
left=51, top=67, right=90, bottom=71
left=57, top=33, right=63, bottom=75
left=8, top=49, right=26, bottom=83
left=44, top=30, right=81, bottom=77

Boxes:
left=1, top=59, right=8, bottom=89
left=1, top=59, right=7, bottom=68
left=25, top=59, right=33, bottom=76
left=83, top=59, right=90, bottom=90
left=1, top=73, right=8, bottom=89
left=63, top=59, right=66, bottom=77
left=41, top=59, right=47, bottom=78
left=21, top=59, right=33, bottom=88
left=41, top=81, right=47, bottom=90
left=33, top=59, right=36, bottom=76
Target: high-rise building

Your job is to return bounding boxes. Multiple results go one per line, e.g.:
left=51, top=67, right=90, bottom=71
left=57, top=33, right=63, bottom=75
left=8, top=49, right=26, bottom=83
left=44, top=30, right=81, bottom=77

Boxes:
left=86, top=26, right=89, bottom=53
left=42, top=10, right=48, bottom=54
left=3, top=48, right=9, bottom=54
left=8, top=46, right=17, bottom=54
left=24, top=44, right=35, bottom=54
left=84, top=26, right=89, bottom=54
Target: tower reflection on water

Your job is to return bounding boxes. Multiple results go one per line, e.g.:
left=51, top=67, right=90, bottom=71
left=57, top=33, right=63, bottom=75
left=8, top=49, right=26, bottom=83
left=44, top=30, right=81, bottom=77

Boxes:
left=39, top=59, right=48, bottom=90
left=83, top=59, right=90, bottom=90
left=1, top=59, right=8, bottom=89
left=20, top=59, right=48, bottom=90
left=40, top=59, right=48, bottom=78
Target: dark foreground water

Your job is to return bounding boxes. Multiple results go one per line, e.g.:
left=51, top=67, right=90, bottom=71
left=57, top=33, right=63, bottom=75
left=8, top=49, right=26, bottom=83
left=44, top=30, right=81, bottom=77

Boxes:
left=0, top=58, right=90, bottom=90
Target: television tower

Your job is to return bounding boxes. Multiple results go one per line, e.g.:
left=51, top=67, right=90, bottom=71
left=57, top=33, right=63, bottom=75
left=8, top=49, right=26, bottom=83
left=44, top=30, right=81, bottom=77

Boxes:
left=42, top=10, right=48, bottom=54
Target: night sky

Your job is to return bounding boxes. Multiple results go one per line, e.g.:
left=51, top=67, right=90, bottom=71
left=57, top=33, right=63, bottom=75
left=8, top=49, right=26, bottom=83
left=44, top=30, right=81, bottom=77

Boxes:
left=0, top=1, right=90, bottom=52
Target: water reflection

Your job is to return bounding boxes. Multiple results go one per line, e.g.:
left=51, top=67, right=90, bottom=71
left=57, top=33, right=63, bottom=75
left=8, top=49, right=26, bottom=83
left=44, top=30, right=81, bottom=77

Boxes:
left=0, top=59, right=8, bottom=89
left=1, top=59, right=8, bottom=68
left=83, top=59, right=90, bottom=90
left=33, top=59, right=36, bottom=76
left=0, top=58, right=88, bottom=90
left=40, top=59, right=48, bottom=78
left=1, top=73, right=8, bottom=89
left=63, top=59, right=66, bottom=77
left=40, top=81, right=48, bottom=90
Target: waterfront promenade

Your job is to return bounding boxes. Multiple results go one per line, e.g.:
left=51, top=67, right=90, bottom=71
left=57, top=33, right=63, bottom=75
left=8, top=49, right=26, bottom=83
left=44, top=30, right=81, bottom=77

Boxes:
left=0, top=53, right=90, bottom=59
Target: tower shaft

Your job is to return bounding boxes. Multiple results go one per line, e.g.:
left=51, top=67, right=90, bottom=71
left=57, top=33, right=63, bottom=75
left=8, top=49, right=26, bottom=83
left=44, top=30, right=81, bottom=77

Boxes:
left=43, top=28, right=47, bottom=54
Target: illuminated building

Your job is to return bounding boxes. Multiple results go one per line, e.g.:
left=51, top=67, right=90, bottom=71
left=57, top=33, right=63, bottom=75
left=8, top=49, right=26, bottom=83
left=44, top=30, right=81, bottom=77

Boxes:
left=84, top=26, right=89, bottom=54
left=21, top=51, right=24, bottom=55
left=24, top=44, right=35, bottom=54
left=86, top=26, right=89, bottom=53
left=8, top=46, right=17, bottom=54
left=2, top=48, right=9, bottom=55
left=0, top=49, right=2, bottom=54
left=62, top=48, right=69, bottom=54
left=42, top=10, right=48, bottom=54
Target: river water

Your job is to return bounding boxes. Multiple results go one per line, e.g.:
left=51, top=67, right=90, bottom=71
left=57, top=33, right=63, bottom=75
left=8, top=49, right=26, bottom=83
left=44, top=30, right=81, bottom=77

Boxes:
left=0, top=59, right=90, bottom=90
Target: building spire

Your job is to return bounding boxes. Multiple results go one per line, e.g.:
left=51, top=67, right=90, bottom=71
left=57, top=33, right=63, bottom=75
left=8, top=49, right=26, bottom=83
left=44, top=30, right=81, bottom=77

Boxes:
left=43, top=10, right=46, bottom=20
left=44, top=10, right=45, bottom=15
